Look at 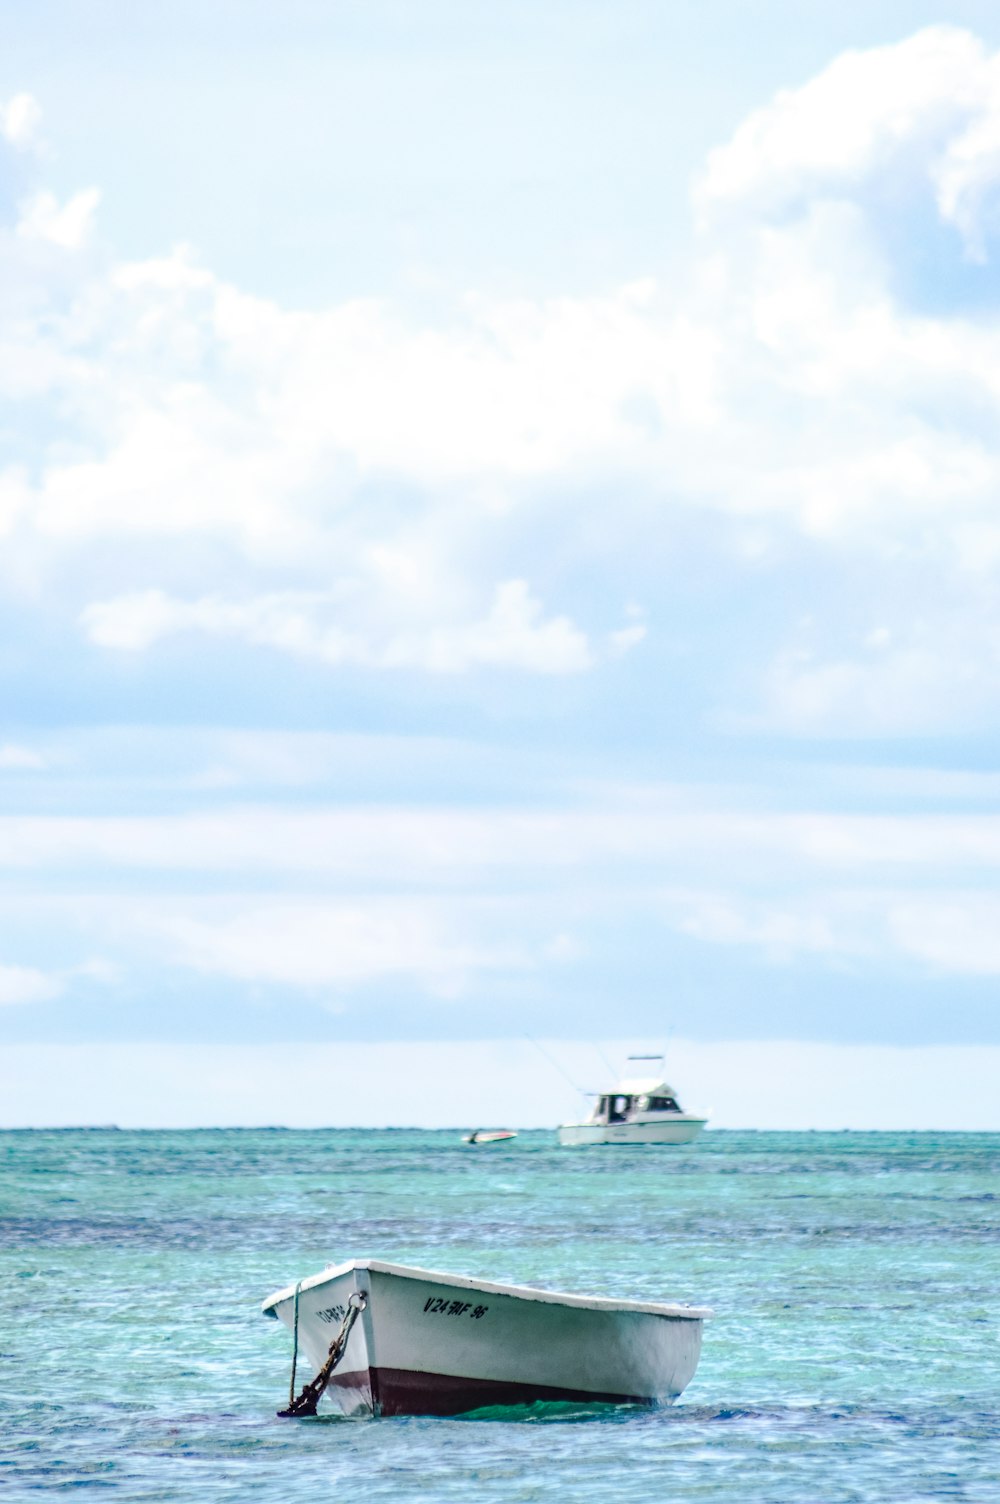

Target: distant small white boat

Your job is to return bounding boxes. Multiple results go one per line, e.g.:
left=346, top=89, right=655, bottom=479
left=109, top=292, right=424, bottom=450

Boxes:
left=263, top=1258, right=710, bottom=1418
left=463, top=1129, right=518, bottom=1145
left=558, top=1057, right=707, bottom=1147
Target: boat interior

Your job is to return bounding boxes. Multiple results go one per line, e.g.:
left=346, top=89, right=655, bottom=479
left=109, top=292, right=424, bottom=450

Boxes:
left=590, top=1089, right=684, bottom=1124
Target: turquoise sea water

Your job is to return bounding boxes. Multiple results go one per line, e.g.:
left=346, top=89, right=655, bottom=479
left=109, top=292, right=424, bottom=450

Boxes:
left=2, top=1129, right=998, bottom=1501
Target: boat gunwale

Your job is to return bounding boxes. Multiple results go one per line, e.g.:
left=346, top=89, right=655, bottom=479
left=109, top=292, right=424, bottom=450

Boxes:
left=261, top=1258, right=713, bottom=1321
left=557, top=1113, right=709, bottom=1131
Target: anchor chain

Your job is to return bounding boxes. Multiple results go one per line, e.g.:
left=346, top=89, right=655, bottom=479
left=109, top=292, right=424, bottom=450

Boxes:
left=279, top=1289, right=368, bottom=1418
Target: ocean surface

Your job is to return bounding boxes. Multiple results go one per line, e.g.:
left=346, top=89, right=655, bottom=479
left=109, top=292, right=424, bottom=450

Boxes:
left=2, top=1129, right=998, bottom=1502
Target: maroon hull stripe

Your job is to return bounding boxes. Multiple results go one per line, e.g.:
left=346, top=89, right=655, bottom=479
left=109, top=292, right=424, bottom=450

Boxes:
left=330, top=1367, right=654, bottom=1417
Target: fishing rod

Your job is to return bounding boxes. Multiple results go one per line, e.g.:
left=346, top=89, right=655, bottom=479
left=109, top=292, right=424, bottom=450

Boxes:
left=523, top=1035, right=592, bottom=1096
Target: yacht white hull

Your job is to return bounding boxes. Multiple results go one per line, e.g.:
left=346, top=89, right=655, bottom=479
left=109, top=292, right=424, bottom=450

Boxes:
left=263, top=1259, right=709, bottom=1418
left=558, top=1116, right=707, bottom=1147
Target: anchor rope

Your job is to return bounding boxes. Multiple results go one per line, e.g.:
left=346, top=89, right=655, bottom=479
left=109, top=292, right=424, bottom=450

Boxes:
left=288, top=1281, right=302, bottom=1406
left=279, top=1289, right=368, bottom=1418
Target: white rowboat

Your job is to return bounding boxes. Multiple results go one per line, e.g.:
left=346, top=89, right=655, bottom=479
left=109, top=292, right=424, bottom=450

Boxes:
left=263, top=1258, right=710, bottom=1417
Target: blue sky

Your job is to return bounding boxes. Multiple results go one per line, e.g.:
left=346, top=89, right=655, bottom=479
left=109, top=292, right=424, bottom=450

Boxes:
left=3, top=2, right=1000, bottom=1126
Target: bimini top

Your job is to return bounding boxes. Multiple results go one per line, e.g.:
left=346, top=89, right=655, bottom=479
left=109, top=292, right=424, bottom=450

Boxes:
left=615, top=1077, right=678, bottom=1098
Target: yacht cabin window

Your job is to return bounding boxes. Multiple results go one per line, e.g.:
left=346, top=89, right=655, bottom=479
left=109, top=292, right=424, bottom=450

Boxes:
left=595, top=1092, right=681, bottom=1120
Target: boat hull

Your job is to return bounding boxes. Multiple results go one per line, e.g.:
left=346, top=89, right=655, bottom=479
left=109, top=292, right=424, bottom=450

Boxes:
left=264, top=1260, right=708, bottom=1418
left=557, top=1116, right=707, bottom=1147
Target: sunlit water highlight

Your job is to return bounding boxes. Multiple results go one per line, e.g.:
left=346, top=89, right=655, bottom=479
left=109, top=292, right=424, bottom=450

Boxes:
left=2, top=1129, right=998, bottom=1501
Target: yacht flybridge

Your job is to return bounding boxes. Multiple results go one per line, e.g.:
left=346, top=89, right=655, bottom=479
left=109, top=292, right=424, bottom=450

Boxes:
left=558, top=1056, right=707, bottom=1147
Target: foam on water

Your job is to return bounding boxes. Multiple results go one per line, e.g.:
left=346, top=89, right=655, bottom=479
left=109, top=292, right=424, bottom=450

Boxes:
left=1, top=1129, right=998, bottom=1501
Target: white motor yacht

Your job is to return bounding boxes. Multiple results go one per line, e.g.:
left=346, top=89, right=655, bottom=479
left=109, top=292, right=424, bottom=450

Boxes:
left=558, top=1057, right=707, bottom=1146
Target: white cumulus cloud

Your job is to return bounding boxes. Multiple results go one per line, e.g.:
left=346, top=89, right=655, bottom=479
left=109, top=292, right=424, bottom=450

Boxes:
left=1, top=92, right=41, bottom=148
left=17, top=188, right=101, bottom=249
left=0, top=744, right=45, bottom=771
left=155, top=900, right=525, bottom=998
left=80, top=579, right=598, bottom=674
left=697, top=27, right=989, bottom=221
left=0, top=963, right=62, bottom=1006
left=6, top=33, right=1000, bottom=724
left=666, top=885, right=1000, bottom=978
